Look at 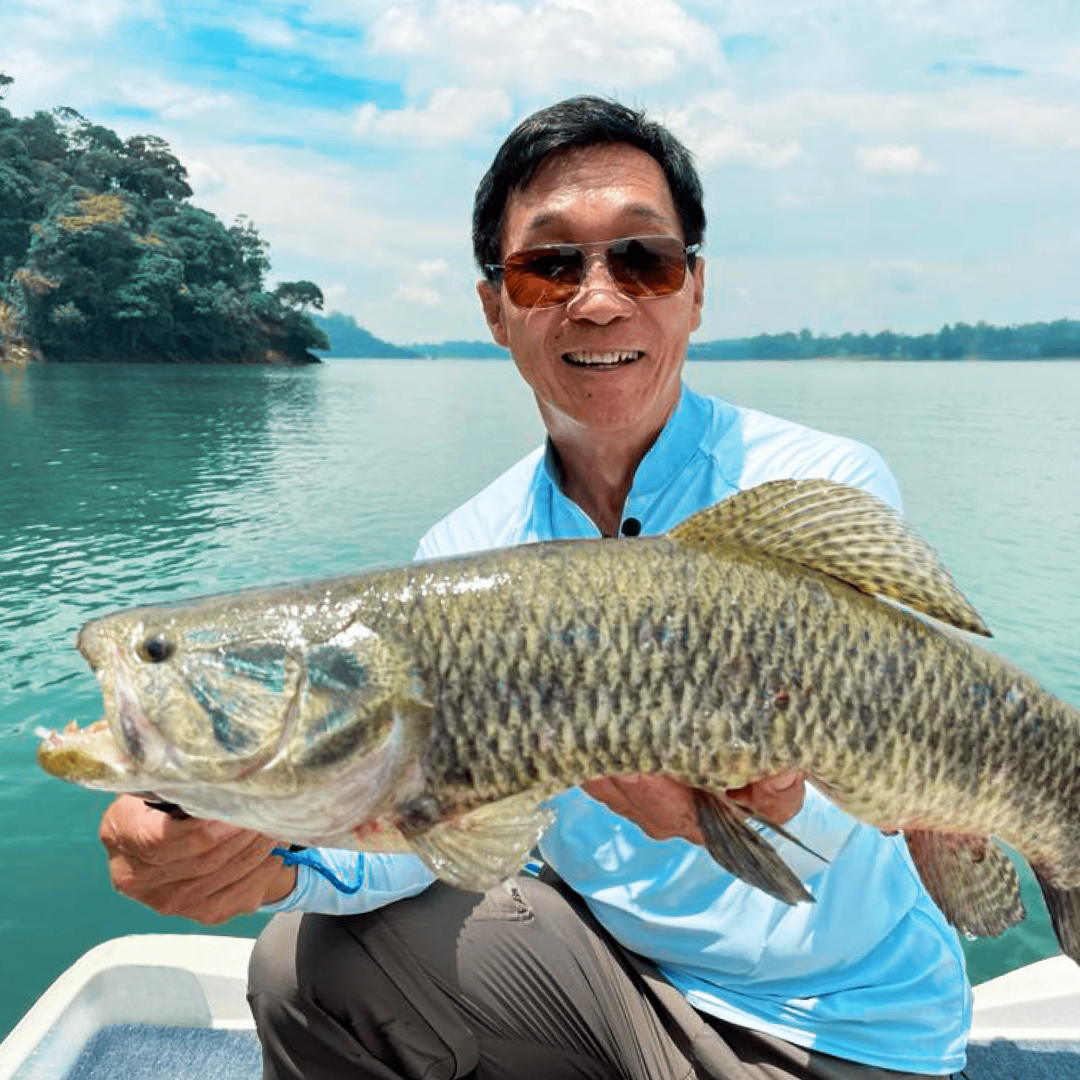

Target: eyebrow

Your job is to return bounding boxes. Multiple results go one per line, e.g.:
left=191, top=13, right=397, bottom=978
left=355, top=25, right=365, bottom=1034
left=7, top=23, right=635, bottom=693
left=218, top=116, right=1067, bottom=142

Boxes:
left=522, top=204, right=677, bottom=237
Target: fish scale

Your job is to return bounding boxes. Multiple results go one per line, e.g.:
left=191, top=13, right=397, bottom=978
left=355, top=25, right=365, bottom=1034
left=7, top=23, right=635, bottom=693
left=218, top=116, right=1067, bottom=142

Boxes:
left=36, top=478, right=1080, bottom=963
left=370, top=533, right=1079, bottom=887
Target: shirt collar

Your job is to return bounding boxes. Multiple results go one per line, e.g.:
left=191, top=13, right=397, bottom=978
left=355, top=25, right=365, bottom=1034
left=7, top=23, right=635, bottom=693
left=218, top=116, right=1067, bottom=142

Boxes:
left=539, top=384, right=715, bottom=536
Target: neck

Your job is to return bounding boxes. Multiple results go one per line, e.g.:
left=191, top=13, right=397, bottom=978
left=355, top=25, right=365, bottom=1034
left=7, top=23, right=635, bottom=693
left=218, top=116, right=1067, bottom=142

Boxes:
left=547, top=417, right=669, bottom=537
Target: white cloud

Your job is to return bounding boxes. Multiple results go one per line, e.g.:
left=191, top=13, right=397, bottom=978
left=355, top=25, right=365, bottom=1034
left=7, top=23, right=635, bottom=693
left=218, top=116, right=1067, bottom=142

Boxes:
left=11, top=0, right=158, bottom=38
left=394, top=281, right=444, bottom=307
left=771, top=86, right=1080, bottom=150
left=240, top=17, right=299, bottom=50
left=665, top=95, right=802, bottom=169
left=856, top=142, right=941, bottom=175
left=354, top=87, right=513, bottom=142
left=694, top=124, right=801, bottom=169
left=111, top=77, right=239, bottom=121
left=160, top=93, right=238, bottom=121
left=2, top=0, right=1078, bottom=344
left=365, top=0, right=721, bottom=93
left=417, top=259, right=451, bottom=278
left=391, top=258, right=455, bottom=308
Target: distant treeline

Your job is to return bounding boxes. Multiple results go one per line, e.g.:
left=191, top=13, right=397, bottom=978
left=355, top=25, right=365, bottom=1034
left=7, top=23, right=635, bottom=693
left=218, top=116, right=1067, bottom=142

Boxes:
left=314, top=312, right=420, bottom=358
left=690, top=319, right=1080, bottom=360
left=314, top=312, right=508, bottom=359
left=0, top=73, right=328, bottom=364
left=316, top=311, right=1080, bottom=363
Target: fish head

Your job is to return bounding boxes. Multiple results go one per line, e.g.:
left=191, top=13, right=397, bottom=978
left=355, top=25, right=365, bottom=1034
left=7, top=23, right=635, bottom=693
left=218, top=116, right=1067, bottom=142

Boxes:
left=39, top=585, right=431, bottom=840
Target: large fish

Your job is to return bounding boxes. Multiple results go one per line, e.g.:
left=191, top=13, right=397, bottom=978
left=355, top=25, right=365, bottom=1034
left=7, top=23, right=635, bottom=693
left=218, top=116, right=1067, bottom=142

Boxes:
left=37, top=480, right=1080, bottom=962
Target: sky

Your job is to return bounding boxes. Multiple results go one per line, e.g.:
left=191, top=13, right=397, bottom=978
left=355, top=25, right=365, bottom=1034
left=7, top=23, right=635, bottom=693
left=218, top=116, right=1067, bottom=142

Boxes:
left=1, top=0, right=1078, bottom=345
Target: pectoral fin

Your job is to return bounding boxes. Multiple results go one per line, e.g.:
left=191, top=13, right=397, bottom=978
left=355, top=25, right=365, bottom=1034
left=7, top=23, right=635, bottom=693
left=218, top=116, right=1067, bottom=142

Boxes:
left=401, top=790, right=556, bottom=892
left=693, top=788, right=814, bottom=904
left=904, top=830, right=1025, bottom=937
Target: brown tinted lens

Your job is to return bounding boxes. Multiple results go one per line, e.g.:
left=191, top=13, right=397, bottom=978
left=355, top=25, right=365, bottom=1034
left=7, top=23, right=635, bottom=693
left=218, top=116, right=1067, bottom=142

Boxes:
left=502, top=246, right=584, bottom=308
left=607, top=236, right=687, bottom=297
left=500, top=236, right=689, bottom=308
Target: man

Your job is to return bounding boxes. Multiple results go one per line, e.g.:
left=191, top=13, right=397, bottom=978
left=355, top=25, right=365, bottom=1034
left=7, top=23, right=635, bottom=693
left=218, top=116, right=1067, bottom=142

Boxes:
left=99, top=96, right=970, bottom=1078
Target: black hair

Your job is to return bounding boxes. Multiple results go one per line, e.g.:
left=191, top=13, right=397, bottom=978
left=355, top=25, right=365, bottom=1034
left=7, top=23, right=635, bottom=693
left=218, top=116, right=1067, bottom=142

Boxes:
left=473, top=95, right=706, bottom=277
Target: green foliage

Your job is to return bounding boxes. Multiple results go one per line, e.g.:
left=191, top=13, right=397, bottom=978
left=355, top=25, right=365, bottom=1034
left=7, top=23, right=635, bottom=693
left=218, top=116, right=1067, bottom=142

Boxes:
left=0, top=76, right=324, bottom=364
left=273, top=280, right=324, bottom=312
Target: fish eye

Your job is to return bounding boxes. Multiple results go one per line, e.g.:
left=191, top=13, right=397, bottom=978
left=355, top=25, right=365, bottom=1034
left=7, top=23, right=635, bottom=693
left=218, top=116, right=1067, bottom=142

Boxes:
left=137, top=636, right=175, bottom=664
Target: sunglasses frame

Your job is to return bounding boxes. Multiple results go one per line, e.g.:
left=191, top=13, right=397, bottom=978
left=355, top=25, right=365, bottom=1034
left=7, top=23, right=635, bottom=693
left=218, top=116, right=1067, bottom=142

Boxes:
left=486, top=234, right=700, bottom=310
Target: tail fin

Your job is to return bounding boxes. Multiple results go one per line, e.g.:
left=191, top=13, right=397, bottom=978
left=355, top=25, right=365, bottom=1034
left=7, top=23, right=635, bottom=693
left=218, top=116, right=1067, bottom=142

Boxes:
left=1033, top=865, right=1080, bottom=963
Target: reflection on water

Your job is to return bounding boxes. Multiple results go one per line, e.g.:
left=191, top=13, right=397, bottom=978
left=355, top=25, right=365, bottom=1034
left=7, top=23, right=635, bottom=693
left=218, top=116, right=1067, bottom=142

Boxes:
left=1, top=358, right=1077, bottom=1037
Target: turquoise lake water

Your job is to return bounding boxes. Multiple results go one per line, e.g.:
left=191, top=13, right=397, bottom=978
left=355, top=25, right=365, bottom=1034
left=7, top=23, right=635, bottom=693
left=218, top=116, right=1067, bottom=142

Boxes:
left=1, top=358, right=1078, bottom=1039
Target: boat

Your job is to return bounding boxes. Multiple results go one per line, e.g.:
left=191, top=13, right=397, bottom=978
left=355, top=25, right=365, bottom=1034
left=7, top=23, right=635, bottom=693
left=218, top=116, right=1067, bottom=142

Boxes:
left=1, top=936, right=1078, bottom=1079
left=0, top=936, right=260, bottom=1080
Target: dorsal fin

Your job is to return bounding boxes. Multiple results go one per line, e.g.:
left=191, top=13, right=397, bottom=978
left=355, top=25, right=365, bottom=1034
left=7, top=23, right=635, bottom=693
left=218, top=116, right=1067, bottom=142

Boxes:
left=669, top=479, right=990, bottom=636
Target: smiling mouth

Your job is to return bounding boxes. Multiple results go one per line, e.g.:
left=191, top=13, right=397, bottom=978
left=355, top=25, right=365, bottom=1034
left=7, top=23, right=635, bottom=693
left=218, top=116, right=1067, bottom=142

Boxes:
left=563, top=350, right=643, bottom=369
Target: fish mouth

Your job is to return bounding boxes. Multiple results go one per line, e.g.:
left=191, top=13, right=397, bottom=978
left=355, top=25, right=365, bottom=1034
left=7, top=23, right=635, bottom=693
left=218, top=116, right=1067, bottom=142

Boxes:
left=36, top=717, right=137, bottom=787
left=562, top=349, right=643, bottom=369
left=37, top=644, right=170, bottom=787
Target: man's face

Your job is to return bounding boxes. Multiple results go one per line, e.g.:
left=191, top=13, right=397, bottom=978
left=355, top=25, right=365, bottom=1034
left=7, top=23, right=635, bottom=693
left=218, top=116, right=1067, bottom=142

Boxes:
left=478, top=143, right=705, bottom=442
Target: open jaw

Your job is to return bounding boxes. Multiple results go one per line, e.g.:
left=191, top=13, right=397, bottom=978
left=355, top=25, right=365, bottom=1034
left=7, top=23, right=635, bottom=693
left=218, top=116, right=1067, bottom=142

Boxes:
left=36, top=651, right=170, bottom=787
left=36, top=717, right=140, bottom=787
left=562, top=350, right=643, bottom=369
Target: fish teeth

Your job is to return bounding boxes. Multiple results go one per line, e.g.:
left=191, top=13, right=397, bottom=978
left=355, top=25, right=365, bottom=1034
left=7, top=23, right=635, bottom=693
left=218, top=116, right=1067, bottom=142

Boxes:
left=564, top=350, right=641, bottom=366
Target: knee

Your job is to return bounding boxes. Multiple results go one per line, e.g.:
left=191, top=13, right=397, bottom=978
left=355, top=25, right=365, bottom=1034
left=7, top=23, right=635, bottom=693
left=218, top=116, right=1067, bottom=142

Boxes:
left=247, top=906, right=478, bottom=1079
left=247, top=911, right=305, bottom=1020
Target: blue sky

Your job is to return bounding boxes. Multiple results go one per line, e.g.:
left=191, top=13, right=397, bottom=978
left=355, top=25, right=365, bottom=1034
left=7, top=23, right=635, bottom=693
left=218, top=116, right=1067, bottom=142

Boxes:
left=1, top=0, right=1078, bottom=345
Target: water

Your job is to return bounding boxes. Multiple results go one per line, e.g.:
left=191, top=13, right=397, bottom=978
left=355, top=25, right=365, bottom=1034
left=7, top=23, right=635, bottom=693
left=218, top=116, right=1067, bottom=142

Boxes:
left=1, top=358, right=1078, bottom=1039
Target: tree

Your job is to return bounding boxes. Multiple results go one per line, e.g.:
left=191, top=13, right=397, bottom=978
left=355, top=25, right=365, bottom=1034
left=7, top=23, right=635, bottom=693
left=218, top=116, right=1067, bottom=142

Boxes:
left=273, top=280, right=324, bottom=313
left=119, top=134, right=193, bottom=201
left=0, top=73, right=13, bottom=101
left=0, top=93, right=328, bottom=364
left=228, top=215, right=271, bottom=291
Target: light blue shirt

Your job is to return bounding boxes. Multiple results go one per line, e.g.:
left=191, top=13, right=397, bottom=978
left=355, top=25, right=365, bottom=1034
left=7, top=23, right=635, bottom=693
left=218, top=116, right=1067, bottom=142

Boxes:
left=264, top=385, right=971, bottom=1074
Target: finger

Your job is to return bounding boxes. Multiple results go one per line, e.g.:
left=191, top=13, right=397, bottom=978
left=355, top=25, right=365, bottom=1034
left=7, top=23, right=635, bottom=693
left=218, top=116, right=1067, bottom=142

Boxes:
left=130, top=834, right=287, bottom=912
left=108, top=821, right=280, bottom=899
left=727, top=771, right=806, bottom=825
left=150, top=849, right=293, bottom=924
left=100, top=797, right=230, bottom=865
left=197, top=857, right=298, bottom=925
left=142, top=826, right=282, bottom=889
left=754, top=768, right=803, bottom=794
left=581, top=776, right=635, bottom=815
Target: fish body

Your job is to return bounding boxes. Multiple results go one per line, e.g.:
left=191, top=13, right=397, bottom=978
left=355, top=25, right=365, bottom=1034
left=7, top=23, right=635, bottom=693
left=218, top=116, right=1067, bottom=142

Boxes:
left=38, top=480, right=1080, bottom=960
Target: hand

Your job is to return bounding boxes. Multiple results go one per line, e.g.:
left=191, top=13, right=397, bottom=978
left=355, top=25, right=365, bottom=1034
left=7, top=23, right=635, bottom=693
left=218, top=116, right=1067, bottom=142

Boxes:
left=99, top=794, right=297, bottom=925
left=582, top=769, right=805, bottom=846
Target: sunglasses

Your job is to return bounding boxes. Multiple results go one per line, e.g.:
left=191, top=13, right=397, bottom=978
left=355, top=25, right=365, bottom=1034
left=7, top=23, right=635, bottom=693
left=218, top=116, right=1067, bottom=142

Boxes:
left=487, top=234, right=699, bottom=309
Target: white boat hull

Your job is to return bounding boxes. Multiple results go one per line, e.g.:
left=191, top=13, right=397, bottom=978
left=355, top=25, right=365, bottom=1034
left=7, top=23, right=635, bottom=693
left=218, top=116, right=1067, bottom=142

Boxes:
left=3, top=936, right=1079, bottom=1078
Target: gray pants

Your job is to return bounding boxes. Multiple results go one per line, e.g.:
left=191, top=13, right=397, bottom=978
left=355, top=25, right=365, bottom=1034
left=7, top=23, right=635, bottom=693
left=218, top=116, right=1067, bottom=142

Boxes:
left=247, top=875, right=937, bottom=1080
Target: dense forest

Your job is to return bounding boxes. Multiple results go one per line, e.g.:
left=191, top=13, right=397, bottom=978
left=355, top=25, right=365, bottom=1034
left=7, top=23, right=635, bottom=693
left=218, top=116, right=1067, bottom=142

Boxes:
left=0, top=74, right=328, bottom=364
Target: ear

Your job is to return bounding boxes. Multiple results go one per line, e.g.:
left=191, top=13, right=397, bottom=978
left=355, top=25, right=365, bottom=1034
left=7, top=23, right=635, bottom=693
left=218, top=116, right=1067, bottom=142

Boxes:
left=689, top=257, right=705, bottom=333
left=476, top=279, right=510, bottom=348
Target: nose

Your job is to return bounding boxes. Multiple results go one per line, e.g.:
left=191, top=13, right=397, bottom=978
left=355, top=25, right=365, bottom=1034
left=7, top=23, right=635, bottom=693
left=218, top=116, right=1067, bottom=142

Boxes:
left=566, top=252, right=635, bottom=324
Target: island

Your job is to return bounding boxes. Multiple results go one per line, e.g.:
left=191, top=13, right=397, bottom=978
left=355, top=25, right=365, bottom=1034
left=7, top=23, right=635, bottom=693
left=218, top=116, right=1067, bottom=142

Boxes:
left=0, top=74, right=327, bottom=365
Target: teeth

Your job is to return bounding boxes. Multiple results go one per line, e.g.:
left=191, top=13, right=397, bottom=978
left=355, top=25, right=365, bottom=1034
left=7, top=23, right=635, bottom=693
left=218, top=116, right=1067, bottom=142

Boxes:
left=565, top=351, right=641, bottom=366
